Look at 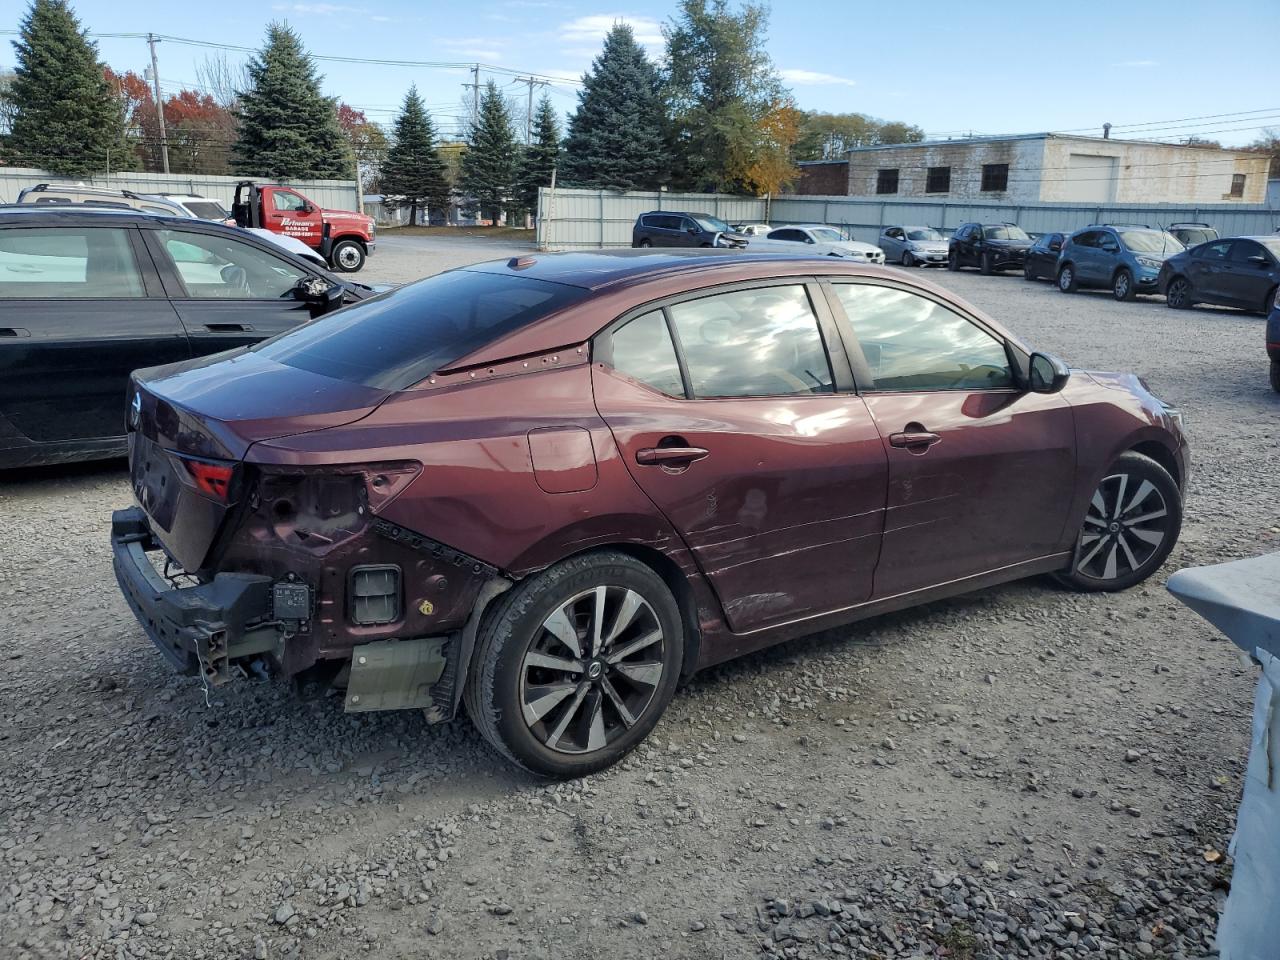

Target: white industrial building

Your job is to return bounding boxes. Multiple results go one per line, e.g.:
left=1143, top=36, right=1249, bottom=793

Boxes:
left=798, top=133, right=1271, bottom=205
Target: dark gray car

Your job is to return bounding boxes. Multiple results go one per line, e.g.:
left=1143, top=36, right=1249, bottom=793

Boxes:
left=632, top=212, right=748, bottom=249
left=1159, top=236, right=1280, bottom=314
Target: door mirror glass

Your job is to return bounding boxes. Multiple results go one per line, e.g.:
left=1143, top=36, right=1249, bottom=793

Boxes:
left=687, top=225, right=699, bottom=235
left=1049, top=241, right=1062, bottom=253
left=1028, top=351, right=1070, bottom=394
left=1248, top=255, right=1268, bottom=267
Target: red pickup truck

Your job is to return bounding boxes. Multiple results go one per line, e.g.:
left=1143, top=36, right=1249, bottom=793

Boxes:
left=232, top=182, right=376, bottom=272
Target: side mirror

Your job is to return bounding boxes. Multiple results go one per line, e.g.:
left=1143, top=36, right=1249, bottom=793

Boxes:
left=294, top=276, right=344, bottom=313
left=1028, top=351, right=1070, bottom=394
left=1049, top=242, right=1062, bottom=253
left=302, top=202, right=315, bottom=214
left=687, top=225, right=699, bottom=235
left=1248, top=255, right=1268, bottom=268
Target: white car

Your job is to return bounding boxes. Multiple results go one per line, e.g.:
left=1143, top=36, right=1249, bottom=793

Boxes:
left=137, top=193, right=232, bottom=222
left=733, top=223, right=773, bottom=237
left=745, top=225, right=885, bottom=263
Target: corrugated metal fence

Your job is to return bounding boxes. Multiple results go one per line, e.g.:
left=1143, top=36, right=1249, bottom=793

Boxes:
left=538, top=186, right=1280, bottom=250
left=0, top=167, right=361, bottom=212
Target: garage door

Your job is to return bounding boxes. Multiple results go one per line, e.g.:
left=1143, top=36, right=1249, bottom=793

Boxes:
left=1063, top=154, right=1118, bottom=203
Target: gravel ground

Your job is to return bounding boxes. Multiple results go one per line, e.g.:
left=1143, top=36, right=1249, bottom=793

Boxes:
left=3, top=240, right=1277, bottom=960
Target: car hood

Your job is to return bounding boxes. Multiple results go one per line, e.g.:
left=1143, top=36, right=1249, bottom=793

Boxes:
left=909, top=240, right=949, bottom=252
left=321, top=207, right=374, bottom=227
left=831, top=241, right=882, bottom=254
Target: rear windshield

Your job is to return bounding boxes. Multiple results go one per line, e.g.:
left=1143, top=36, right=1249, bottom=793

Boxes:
left=184, top=201, right=230, bottom=220
left=253, top=269, right=589, bottom=389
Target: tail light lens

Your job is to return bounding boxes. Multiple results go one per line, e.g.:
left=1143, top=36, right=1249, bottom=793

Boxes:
left=179, top=455, right=235, bottom=502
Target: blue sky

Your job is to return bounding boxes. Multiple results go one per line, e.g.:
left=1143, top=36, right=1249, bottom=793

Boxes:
left=4, top=0, right=1278, bottom=146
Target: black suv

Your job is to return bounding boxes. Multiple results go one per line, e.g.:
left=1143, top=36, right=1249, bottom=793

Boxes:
left=0, top=206, right=373, bottom=469
left=948, top=222, right=1033, bottom=274
left=632, top=211, right=748, bottom=249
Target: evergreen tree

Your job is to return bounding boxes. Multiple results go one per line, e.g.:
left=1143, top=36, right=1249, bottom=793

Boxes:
left=515, top=95, right=561, bottom=216
left=380, top=86, right=451, bottom=226
left=459, top=81, right=518, bottom=223
left=560, top=24, right=666, bottom=190
left=8, top=0, right=129, bottom=176
left=232, top=23, right=349, bottom=179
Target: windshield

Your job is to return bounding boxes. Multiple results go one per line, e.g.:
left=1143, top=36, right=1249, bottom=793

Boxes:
left=694, top=215, right=731, bottom=233
left=184, top=201, right=230, bottom=220
left=253, top=270, right=589, bottom=389
left=1118, top=230, right=1184, bottom=254
left=983, top=225, right=1030, bottom=241
left=907, top=228, right=942, bottom=241
left=810, top=228, right=845, bottom=242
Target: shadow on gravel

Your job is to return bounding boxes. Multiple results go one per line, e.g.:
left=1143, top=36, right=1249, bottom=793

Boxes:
left=0, top=456, right=127, bottom=489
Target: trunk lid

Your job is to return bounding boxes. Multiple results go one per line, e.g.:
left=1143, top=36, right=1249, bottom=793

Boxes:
left=128, top=348, right=390, bottom=571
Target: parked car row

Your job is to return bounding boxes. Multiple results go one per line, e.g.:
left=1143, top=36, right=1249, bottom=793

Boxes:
left=633, top=212, right=884, bottom=262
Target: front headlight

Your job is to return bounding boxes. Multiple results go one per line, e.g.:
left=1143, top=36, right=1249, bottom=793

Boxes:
left=1136, top=256, right=1161, bottom=270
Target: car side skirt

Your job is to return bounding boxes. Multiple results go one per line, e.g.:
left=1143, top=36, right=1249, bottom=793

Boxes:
left=694, top=552, right=1072, bottom=670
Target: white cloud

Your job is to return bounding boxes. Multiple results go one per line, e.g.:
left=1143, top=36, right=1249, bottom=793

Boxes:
left=559, top=14, right=664, bottom=48
left=780, top=69, right=857, bottom=87
left=272, top=2, right=366, bottom=14
left=1114, top=59, right=1158, bottom=67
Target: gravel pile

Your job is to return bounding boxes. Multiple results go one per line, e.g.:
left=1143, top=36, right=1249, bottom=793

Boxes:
left=2, top=252, right=1274, bottom=958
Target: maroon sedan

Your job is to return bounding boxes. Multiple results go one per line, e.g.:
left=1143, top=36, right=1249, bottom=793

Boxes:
left=112, top=251, right=1188, bottom=777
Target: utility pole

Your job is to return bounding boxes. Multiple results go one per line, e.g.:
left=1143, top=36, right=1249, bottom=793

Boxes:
left=146, top=34, right=170, bottom=174
left=462, top=64, right=481, bottom=131
left=516, top=76, right=547, bottom=144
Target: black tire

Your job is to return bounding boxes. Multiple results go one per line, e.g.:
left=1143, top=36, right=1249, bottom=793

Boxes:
left=1261, top=285, right=1278, bottom=317
left=1023, top=261, right=1037, bottom=281
left=637, top=239, right=652, bottom=248
left=464, top=551, right=684, bottom=778
left=1271, top=359, right=1280, bottom=393
left=979, top=251, right=994, bottom=276
left=947, top=249, right=959, bottom=271
left=1165, top=276, right=1193, bottom=309
left=1055, top=452, right=1182, bottom=593
left=902, top=251, right=916, bottom=268
left=1058, top=263, right=1078, bottom=293
left=329, top=239, right=365, bottom=272
left=1113, top=268, right=1136, bottom=302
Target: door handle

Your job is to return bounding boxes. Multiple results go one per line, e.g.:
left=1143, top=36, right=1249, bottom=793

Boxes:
left=889, top=431, right=941, bottom=449
left=204, top=323, right=252, bottom=332
left=636, top=446, right=709, bottom=466
left=0, top=327, right=31, bottom=337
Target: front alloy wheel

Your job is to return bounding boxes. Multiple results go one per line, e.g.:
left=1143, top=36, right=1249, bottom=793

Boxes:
left=1113, top=269, right=1135, bottom=302
left=464, top=552, right=682, bottom=777
left=1058, top=265, right=1077, bottom=292
left=1165, top=276, right=1192, bottom=309
left=1056, top=452, right=1181, bottom=593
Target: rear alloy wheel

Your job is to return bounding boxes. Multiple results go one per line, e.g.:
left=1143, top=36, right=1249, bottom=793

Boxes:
left=1165, top=276, right=1193, bottom=309
left=1058, top=264, right=1077, bottom=293
left=330, top=239, right=365, bottom=272
left=902, top=251, right=916, bottom=268
left=980, top=251, right=994, bottom=276
left=464, top=552, right=683, bottom=778
left=1113, top=268, right=1136, bottom=302
left=1056, top=452, right=1181, bottom=593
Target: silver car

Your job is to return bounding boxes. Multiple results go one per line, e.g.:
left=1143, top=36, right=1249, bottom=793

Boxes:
left=879, top=225, right=950, bottom=267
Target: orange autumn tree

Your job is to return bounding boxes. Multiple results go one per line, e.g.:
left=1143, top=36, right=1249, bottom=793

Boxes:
left=738, top=98, right=802, bottom=197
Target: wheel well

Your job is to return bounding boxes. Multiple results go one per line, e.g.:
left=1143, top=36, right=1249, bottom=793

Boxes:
left=332, top=235, right=366, bottom=250
left=587, top=543, right=704, bottom=680
left=1130, top=440, right=1182, bottom=489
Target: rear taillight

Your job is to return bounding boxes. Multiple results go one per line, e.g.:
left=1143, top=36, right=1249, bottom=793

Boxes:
left=179, top=456, right=235, bottom=502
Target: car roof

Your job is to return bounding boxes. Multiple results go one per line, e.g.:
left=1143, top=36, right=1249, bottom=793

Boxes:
left=461, top=249, right=862, bottom=291
left=0, top=205, right=191, bottom=227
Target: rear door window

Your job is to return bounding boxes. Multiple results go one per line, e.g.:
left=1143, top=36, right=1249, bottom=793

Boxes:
left=1198, top=240, right=1234, bottom=261
left=254, top=269, right=589, bottom=389
left=0, top=227, right=145, bottom=298
left=607, top=310, right=685, bottom=397
left=666, top=285, right=833, bottom=397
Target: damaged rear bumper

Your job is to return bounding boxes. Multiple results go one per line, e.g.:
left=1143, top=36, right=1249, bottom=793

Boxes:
left=112, top=507, right=285, bottom=684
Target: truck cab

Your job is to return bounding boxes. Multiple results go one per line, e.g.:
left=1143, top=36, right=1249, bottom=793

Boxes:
left=232, top=182, right=375, bottom=272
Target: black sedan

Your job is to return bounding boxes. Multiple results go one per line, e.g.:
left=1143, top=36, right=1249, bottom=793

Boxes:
left=948, top=222, right=1034, bottom=274
left=0, top=206, right=373, bottom=469
left=1159, top=236, right=1280, bottom=315
left=1022, top=232, right=1067, bottom=282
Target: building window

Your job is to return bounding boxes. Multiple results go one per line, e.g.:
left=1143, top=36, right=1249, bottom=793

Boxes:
left=925, top=166, right=951, bottom=194
left=876, top=168, right=899, bottom=194
left=981, top=163, right=1009, bottom=192
left=1230, top=174, right=1246, bottom=198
